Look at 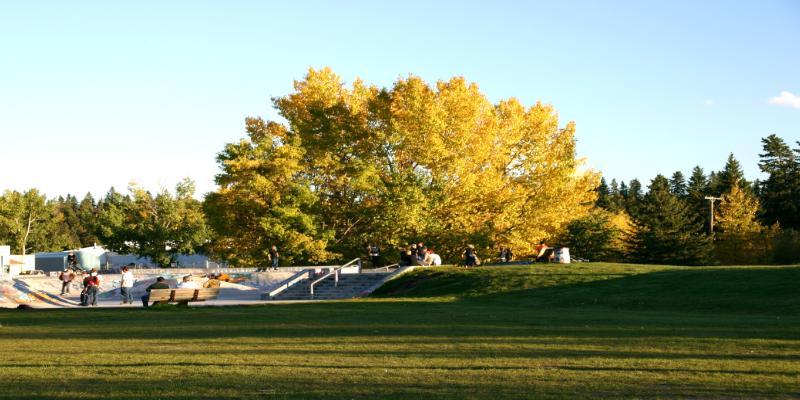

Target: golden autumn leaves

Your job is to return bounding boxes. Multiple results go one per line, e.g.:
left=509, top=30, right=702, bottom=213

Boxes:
left=206, top=68, right=598, bottom=265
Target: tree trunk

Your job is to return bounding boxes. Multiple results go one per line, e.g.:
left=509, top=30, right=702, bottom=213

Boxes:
left=21, top=213, right=33, bottom=256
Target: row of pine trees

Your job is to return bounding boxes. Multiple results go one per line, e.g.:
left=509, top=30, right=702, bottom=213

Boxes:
left=563, top=134, right=800, bottom=265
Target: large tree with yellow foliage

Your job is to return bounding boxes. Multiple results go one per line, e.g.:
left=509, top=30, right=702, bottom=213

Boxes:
left=207, top=68, right=598, bottom=264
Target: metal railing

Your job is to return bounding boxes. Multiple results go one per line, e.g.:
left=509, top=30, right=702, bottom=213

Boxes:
left=267, top=269, right=313, bottom=299
left=365, top=263, right=399, bottom=272
left=310, top=258, right=361, bottom=299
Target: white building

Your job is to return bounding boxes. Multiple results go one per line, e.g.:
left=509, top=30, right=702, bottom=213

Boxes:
left=1, top=245, right=37, bottom=276
left=34, top=245, right=215, bottom=272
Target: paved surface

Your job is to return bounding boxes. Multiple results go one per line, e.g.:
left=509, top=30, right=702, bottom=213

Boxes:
left=0, top=271, right=307, bottom=309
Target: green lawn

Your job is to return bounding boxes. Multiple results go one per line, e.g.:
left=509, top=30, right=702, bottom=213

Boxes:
left=1, top=263, right=799, bottom=399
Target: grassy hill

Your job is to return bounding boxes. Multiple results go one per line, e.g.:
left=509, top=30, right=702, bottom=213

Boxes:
left=0, top=263, right=798, bottom=399
left=373, top=263, right=800, bottom=315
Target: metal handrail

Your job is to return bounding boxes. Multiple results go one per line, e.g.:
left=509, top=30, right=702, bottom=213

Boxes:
left=365, top=263, right=399, bottom=272
left=268, top=269, right=312, bottom=299
left=310, top=258, right=361, bottom=299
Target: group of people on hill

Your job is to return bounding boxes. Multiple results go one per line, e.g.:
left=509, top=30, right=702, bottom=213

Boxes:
left=498, top=247, right=514, bottom=263
left=366, top=242, right=517, bottom=268
left=398, top=243, right=443, bottom=267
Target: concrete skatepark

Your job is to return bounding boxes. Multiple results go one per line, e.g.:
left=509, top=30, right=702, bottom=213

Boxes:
left=0, top=266, right=400, bottom=308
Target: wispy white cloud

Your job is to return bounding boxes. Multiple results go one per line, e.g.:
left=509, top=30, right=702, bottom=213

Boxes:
left=703, top=99, right=714, bottom=107
left=768, top=91, right=800, bottom=109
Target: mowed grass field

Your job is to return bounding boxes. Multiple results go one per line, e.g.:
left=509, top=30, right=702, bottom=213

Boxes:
left=1, top=263, right=799, bottom=399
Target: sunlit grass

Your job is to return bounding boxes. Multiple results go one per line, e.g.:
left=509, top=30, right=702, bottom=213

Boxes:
left=1, top=263, right=798, bottom=399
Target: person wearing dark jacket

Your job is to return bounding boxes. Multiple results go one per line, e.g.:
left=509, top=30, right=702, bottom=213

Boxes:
left=66, top=251, right=77, bottom=271
left=81, top=271, right=101, bottom=306
left=399, top=248, right=413, bottom=267
left=141, top=277, right=170, bottom=308
left=462, top=245, right=478, bottom=268
left=368, top=244, right=381, bottom=268
left=80, top=273, right=92, bottom=306
left=269, top=246, right=279, bottom=270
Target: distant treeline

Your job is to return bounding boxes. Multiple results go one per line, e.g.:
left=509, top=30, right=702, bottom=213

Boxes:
left=2, top=69, right=797, bottom=267
left=564, top=134, right=800, bottom=265
left=0, top=179, right=209, bottom=267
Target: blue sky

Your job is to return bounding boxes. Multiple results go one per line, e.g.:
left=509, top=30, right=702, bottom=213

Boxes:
left=1, top=1, right=798, bottom=198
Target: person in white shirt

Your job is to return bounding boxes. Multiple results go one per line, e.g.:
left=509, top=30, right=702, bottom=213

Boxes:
left=428, top=249, right=442, bottom=266
left=177, top=275, right=200, bottom=289
left=120, top=265, right=135, bottom=304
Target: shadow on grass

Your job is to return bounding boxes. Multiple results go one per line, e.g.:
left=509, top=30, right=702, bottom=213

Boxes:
left=471, top=266, right=800, bottom=316
left=0, top=361, right=797, bottom=376
left=375, top=265, right=800, bottom=316
left=0, top=266, right=798, bottom=347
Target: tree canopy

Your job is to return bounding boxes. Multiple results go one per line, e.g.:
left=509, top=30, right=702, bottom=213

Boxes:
left=207, top=68, right=599, bottom=263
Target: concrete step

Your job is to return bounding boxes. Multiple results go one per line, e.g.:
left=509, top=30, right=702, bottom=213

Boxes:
left=267, top=272, right=392, bottom=300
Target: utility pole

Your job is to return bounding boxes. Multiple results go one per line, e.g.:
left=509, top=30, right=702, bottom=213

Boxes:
left=704, top=196, right=722, bottom=235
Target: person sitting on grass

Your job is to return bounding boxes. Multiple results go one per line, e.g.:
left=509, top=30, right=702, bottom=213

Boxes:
left=462, top=245, right=478, bottom=268
left=399, top=247, right=413, bottom=267
left=427, top=249, right=442, bottom=266
left=535, top=241, right=554, bottom=262
left=141, top=277, right=170, bottom=308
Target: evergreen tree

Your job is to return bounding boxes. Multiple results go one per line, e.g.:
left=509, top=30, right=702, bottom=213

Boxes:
left=629, top=175, right=712, bottom=265
left=561, top=208, right=621, bottom=261
left=687, top=166, right=710, bottom=233
left=595, top=177, right=611, bottom=209
left=708, top=171, right=720, bottom=194
left=626, top=179, right=643, bottom=216
left=77, top=193, right=99, bottom=246
left=669, top=171, right=687, bottom=198
left=715, top=153, right=750, bottom=195
left=608, top=179, right=623, bottom=212
left=53, top=195, right=82, bottom=249
left=619, top=181, right=629, bottom=200
left=758, top=134, right=800, bottom=229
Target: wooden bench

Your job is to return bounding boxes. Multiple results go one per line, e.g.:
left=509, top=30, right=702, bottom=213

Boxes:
left=146, top=288, right=220, bottom=306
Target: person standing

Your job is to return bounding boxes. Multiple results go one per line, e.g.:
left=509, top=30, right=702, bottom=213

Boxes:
left=59, top=268, right=75, bottom=295
left=66, top=251, right=77, bottom=269
left=80, top=272, right=92, bottom=305
left=269, top=245, right=279, bottom=270
left=83, top=270, right=100, bottom=306
left=120, top=266, right=135, bottom=304
left=368, top=244, right=381, bottom=268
